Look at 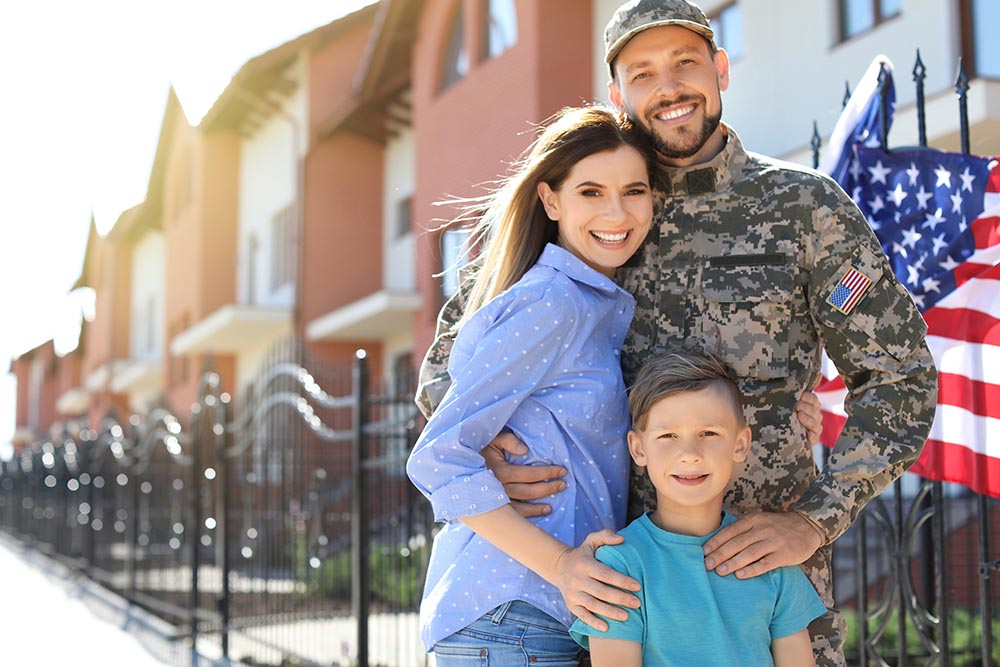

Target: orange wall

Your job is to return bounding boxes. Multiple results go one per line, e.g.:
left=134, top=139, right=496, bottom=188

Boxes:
left=55, top=348, right=82, bottom=415
left=111, top=242, right=133, bottom=360
left=301, top=11, right=384, bottom=370
left=411, top=0, right=593, bottom=357
left=303, top=12, right=381, bottom=329
left=309, top=14, right=373, bottom=137
left=164, top=114, right=239, bottom=412
left=302, top=132, right=383, bottom=327
left=81, top=234, right=111, bottom=379
left=11, top=356, right=30, bottom=428
left=199, top=131, right=240, bottom=318
left=74, top=222, right=132, bottom=424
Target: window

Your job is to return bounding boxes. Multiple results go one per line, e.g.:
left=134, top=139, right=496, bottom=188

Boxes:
left=483, top=0, right=517, bottom=59
left=392, top=352, right=414, bottom=388
left=839, top=0, right=901, bottom=41
left=709, top=3, right=743, bottom=61
left=966, top=0, right=1000, bottom=78
left=440, top=228, right=471, bottom=299
left=395, top=196, right=413, bottom=239
left=270, top=203, right=295, bottom=292
left=441, top=2, right=469, bottom=91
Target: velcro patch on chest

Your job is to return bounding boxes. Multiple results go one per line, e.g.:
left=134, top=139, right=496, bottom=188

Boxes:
left=826, top=265, right=872, bottom=315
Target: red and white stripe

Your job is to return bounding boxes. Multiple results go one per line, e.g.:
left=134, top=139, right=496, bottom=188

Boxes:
left=817, top=204, right=1000, bottom=498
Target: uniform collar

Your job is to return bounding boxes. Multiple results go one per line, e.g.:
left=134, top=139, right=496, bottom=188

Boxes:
left=537, top=243, right=623, bottom=293
left=654, top=124, right=749, bottom=197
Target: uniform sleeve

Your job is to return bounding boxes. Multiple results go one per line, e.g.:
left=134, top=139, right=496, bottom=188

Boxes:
left=569, top=545, right=645, bottom=648
left=406, top=282, right=578, bottom=523
left=414, top=288, right=464, bottom=419
left=797, top=180, right=938, bottom=542
left=770, top=566, right=827, bottom=639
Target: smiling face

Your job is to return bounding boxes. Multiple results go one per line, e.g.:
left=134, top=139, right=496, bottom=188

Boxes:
left=608, top=25, right=730, bottom=167
left=628, top=383, right=751, bottom=536
left=537, top=145, right=653, bottom=277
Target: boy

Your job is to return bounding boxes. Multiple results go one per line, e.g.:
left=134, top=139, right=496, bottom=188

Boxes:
left=570, top=348, right=826, bottom=666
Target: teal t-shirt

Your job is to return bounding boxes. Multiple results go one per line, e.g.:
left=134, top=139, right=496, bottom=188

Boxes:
left=569, top=512, right=826, bottom=666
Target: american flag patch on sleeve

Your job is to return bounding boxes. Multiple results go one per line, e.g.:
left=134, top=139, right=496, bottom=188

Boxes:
left=826, top=266, right=872, bottom=315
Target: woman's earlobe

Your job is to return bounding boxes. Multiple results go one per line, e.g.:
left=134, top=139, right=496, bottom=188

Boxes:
left=537, top=182, right=559, bottom=220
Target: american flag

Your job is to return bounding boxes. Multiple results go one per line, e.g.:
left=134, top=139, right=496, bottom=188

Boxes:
left=816, top=57, right=1000, bottom=498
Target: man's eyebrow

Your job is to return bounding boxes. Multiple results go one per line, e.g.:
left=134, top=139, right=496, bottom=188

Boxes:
left=622, top=60, right=652, bottom=75
left=622, top=45, right=704, bottom=73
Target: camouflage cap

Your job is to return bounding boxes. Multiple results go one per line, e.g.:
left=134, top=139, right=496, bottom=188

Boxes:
left=604, top=0, right=715, bottom=74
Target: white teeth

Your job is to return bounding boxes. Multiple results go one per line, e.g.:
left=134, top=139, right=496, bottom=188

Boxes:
left=656, top=105, right=694, bottom=121
left=592, top=231, right=628, bottom=242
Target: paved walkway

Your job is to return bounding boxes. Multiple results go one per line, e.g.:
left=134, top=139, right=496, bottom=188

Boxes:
left=0, top=535, right=182, bottom=667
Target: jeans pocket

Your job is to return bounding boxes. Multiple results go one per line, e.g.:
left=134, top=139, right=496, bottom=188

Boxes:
left=433, top=644, right=489, bottom=667
left=518, top=626, right=583, bottom=665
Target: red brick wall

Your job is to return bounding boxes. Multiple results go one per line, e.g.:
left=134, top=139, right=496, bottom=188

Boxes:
left=411, top=0, right=593, bottom=357
left=301, top=132, right=383, bottom=332
left=164, top=115, right=239, bottom=412
left=302, top=12, right=383, bottom=370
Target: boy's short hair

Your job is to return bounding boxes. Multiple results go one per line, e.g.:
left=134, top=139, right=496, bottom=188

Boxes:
left=629, top=347, right=746, bottom=430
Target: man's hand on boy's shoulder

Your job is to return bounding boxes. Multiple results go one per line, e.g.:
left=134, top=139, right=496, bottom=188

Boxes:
left=482, top=432, right=568, bottom=518
left=702, top=512, right=824, bottom=579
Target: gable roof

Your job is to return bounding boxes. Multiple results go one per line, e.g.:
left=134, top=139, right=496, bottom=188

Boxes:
left=200, top=3, right=378, bottom=134
left=316, top=0, right=424, bottom=142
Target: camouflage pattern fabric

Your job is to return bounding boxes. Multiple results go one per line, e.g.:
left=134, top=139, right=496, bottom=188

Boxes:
left=415, top=288, right=464, bottom=420
left=604, top=0, right=716, bottom=71
left=416, top=126, right=938, bottom=667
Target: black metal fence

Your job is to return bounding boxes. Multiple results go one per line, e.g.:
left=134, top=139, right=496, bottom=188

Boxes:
left=0, top=340, right=431, bottom=667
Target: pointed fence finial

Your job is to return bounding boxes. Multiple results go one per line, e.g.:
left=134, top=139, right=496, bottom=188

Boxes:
left=913, top=49, right=927, bottom=147
left=956, top=57, right=970, bottom=154
left=877, top=62, right=890, bottom=149
left=811, top=121, right=821, bottom=169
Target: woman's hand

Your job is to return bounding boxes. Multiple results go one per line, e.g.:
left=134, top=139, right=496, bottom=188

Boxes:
left=551, top=529, right=640, bottom=631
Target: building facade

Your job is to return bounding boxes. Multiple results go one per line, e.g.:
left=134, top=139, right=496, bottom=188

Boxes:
left=8, top=0, right=999, bottom=441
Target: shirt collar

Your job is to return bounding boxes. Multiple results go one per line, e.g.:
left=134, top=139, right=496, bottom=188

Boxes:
left=653, top=124, right=750, bottom=198
left=537, top=243, right=622, bottom=293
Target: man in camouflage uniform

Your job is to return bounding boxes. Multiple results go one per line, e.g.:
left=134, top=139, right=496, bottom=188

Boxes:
left=415, top=1, right=938, bottom=665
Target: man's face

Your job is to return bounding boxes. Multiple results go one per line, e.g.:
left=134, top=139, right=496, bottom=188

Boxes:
left=609, top=25, right=730, bottom=167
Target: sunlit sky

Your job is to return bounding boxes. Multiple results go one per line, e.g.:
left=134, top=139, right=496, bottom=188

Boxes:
left=0, top=0, right=378, bottom=457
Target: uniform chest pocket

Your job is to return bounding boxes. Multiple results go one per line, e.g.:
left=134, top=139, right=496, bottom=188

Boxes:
left=700, top=259, right=795, bottom=380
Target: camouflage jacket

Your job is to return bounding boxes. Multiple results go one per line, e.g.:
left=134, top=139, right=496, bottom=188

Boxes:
left=415, top=125, right=938, bottom=545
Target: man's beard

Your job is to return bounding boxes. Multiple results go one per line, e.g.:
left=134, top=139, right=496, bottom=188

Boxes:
left=637, top=98, right=723, bottom=161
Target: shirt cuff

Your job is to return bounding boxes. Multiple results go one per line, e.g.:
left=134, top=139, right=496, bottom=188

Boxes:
left=428, top=469, right=510, bottom=523
left=791, top=507, right=833, bottom=548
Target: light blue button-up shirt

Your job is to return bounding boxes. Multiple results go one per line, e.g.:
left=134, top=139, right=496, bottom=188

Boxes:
left=407, top=244, right=634, bottom=651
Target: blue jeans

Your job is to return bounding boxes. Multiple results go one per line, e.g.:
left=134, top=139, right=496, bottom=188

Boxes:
left=433, top=600, right=584, bottom=666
